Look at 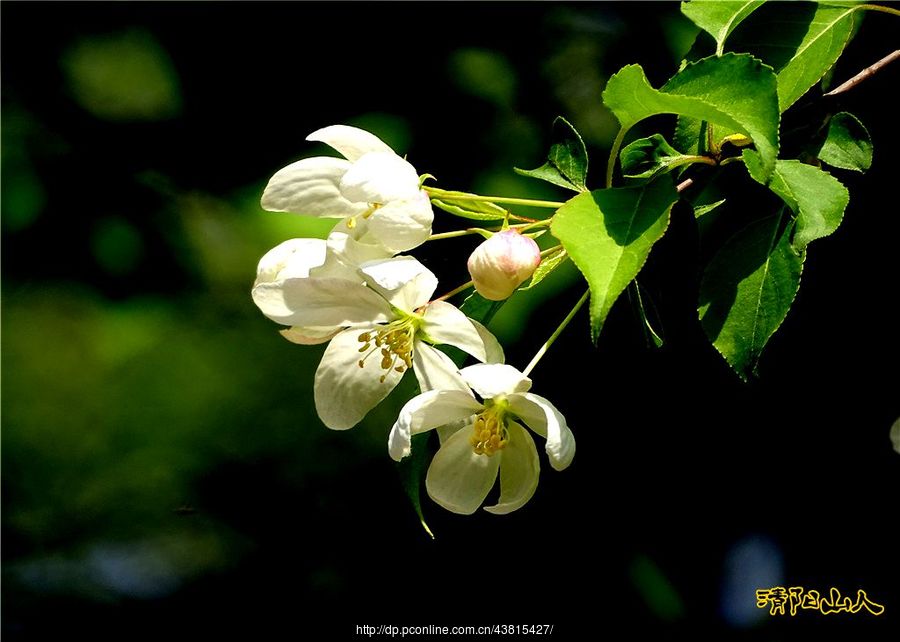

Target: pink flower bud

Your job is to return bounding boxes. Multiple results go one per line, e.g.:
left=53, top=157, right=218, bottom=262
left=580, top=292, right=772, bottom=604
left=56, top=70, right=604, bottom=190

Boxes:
left=467, top=230, right=542, bottom=301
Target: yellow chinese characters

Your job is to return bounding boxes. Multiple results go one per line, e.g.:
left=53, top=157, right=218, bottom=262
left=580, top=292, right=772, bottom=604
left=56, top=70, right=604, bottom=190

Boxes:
left=756, top=587, right=884, bottom=616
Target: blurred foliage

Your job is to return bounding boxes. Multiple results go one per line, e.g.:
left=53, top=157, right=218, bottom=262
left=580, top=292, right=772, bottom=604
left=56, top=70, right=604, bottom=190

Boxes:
left=62, top=30, right=181, bottom=121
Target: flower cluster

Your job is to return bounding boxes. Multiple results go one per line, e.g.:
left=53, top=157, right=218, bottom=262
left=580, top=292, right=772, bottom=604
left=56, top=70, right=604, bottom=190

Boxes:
left=252, top=125, right=574, bottom=515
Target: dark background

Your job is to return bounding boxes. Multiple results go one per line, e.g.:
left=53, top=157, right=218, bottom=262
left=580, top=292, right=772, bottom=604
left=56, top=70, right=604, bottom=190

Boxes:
left=3, top=2, right=898, bottom=639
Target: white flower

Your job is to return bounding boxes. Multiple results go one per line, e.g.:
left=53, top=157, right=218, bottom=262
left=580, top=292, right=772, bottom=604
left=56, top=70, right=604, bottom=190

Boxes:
left=467, top=230, right=542, bottom=301
left=260, top=125, right=434, bottom=254
left=388, top=363, right=575, bottom=515
left=253, top=249, right=503, bottom=430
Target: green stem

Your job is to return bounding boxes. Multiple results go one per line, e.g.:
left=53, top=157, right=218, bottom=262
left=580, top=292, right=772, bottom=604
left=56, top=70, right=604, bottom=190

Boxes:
left=858, top=3, right=900, bottom=17
left=424, top=186, right=563, bottom=209
left=522, top=289, right=589, bottom=377
left=427, top=220, right=550, bottom=242
left=540, top=244, right=564, bottom=258
left=606, top=128, right=628, bottom=189
left=427, top=229, right=490, bottom=241
left=433, top=280, right=474, bottom=302
left=516, top=220, right=553, bottom=234
left=508, top=213, right=541, bottom=223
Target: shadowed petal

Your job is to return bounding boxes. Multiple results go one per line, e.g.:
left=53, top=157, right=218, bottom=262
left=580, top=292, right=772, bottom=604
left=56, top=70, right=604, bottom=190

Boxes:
left=484, top=421, right=540, bottom=515
left=426, top=426, right=500, bottom=515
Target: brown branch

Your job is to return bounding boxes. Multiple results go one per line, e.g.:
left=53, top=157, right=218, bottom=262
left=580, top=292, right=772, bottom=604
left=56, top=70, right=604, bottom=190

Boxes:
left=823, top=49, right=900, bottom=97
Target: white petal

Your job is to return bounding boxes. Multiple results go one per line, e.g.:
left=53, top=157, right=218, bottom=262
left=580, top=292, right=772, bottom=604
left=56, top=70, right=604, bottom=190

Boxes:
left=459, top=363, right=532, bottom=399
left=314, top=328, right=404, bottom=430
left=308, top=231, right=394, bottom=282
left=261, top=156, right=368, bottom=217
left=358, top=256, right=438, bottom=312
left=507, top=392, right=575, bottom=471
left=484, top=421, right=540, bottom=515
left=252, top=277, right=392, bottom=327
left=365, top=191, right=434, bottom=253
left=426, top=425, right=500, bottom=515
left=437, top=423, right=465, bottom=445
left=306, top=125, right=394, bottom=162
left=388, top=389, right=483, bottom=461
left=279, top=326, right=340, bottom=345
left=421, top=301, right=488, bottom=363
left=469, top=319, right=505, bottom=364
left=412, top=341, right=472, bottom=393
left=255, top=238, right=327, bottom=286
left=339, top=152, right=421, bottom=203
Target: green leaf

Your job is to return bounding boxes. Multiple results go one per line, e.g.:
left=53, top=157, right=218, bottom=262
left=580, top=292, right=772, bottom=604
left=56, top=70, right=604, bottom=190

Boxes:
left=726, top=2, right=860, bottom=111
left=743, top=150, right=849, bottom=251
left=817, top=112, right=873, bottom=172
left=515, top=116, right=589, bottom=192
left=680, top=0, right=765, bottom=55
left=397, top=432, right=434, bottom=539
left=698, top=214, right=803, bottom=379
left=551, top=180, right=679, bottom=342
left=430, top=197, right=507, bottom=221
left=520, top=248, right=568, bottom=291
left=620, top=133, right=713, bottom=179
left=631, top=282, right=665, bottom=348
left=693, top=198, right=726, bottom=219
left=460, top=291, right=505, bottom=326
left=603, top=53, right=779, bottom=179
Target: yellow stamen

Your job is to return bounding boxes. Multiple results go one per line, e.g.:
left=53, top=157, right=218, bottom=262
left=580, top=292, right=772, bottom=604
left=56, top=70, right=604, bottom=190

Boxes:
left=355, top=315, right=420, bottom=382
left=469, top=406, right=509, bottom=456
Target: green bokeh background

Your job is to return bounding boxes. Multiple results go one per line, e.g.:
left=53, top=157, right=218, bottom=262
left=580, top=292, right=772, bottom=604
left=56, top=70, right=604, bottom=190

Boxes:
left=3, top=2, right=898, bottom=638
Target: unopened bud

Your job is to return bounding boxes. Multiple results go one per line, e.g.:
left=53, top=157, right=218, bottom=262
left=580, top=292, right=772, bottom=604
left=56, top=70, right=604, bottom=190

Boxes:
left=467, top=230, right=541, bottom=301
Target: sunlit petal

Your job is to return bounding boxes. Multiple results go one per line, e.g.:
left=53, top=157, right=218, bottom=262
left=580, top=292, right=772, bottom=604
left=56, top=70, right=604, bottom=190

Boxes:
left=412, top=341, right=471, bottom=393
left=460, top=363, right=532, bottom=399
left=306, top=125, right=395, bottom=162
left=365, top=191, right=434, bottom=253
left=314, top=328, right=404, bottom=430
left=339, top=152, right=421, bottom=203
left=421, top=302, right=488, bottom=362
left=469, top=318, right=505, bottom=364
left=252, top=277, right=392, bottom=327
left=254, top=238, right=327, bottom=286
left=388, top=389, right=482, bottom=461
left=358, top=256, right=438, bottom=312
left=261, top=156, right=367, bottom=217
left=507, top=392, right=575, bottom=471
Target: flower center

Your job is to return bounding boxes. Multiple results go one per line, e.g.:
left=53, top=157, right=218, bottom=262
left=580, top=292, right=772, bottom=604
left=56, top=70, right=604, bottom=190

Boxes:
left=470, top=405, right=509, bottom=456
left=345, top=204, right=380, bottom=229
left=356, top=315, right=419, bottom=383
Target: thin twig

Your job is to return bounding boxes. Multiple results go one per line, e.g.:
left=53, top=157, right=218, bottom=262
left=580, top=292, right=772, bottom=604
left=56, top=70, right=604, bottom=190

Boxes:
left=433, top=280, right=474, bottom=303
left=824, top=49, right=900, bottom=97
